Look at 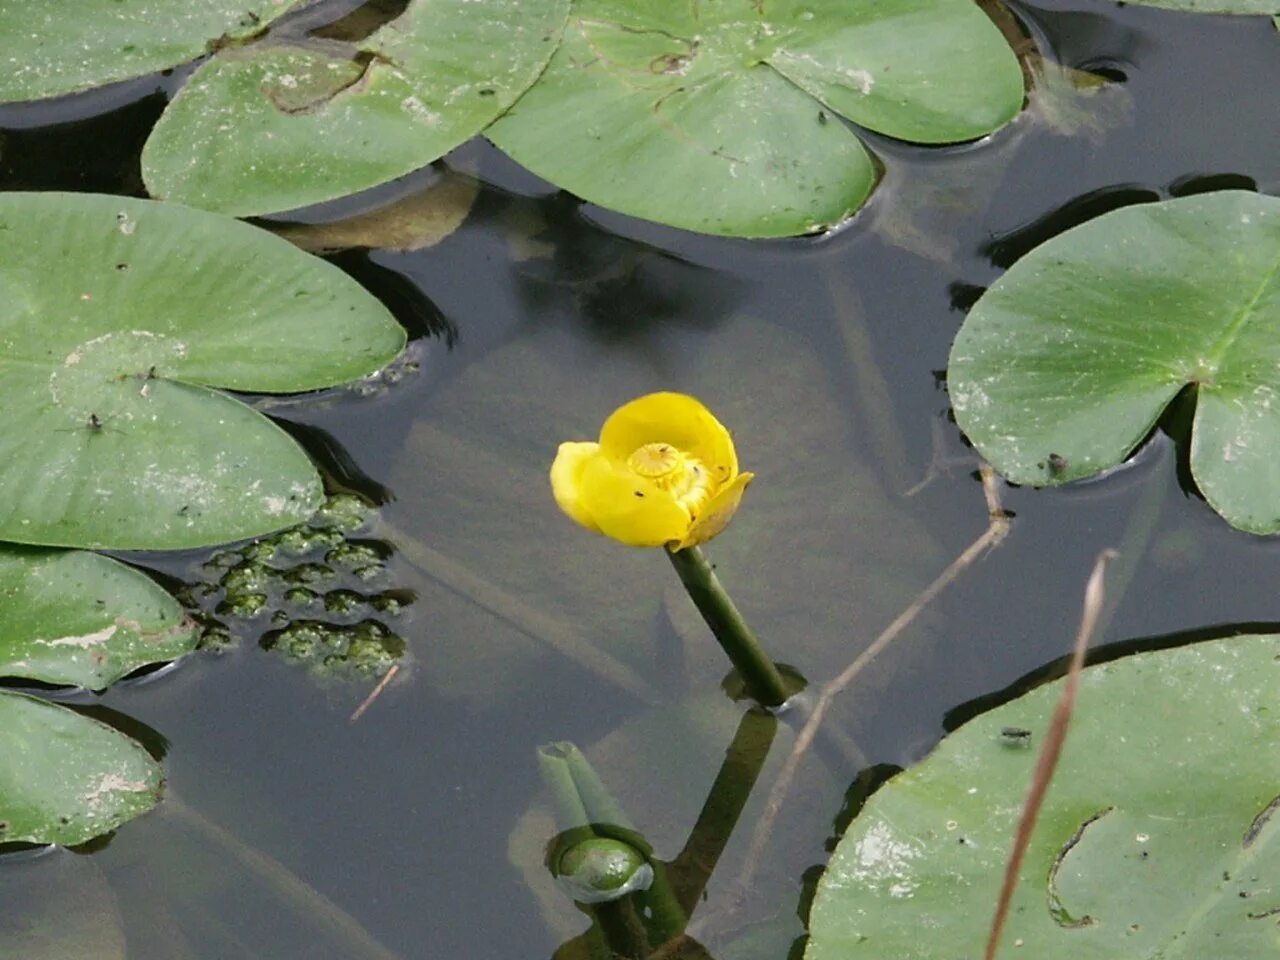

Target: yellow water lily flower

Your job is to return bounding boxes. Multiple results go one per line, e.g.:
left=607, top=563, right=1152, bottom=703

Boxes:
left=551, top=392, right=754, bottom=550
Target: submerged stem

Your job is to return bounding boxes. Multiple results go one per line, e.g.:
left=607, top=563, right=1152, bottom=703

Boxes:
left=164, top=795, right=403, bottom=960
left=665, top=546, right=790, bottom=708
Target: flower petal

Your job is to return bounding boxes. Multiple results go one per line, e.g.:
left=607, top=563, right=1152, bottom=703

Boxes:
left=598, top=392, right=738, bottom=481
left=550, top=442, right=603, bottom=533
left=674, top=472, right=753, bottom=550
left=578, top=454, right=692, bottom=548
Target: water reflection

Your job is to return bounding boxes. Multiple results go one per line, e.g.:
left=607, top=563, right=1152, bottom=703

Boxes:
left=507, top=194, right=743, bottom=344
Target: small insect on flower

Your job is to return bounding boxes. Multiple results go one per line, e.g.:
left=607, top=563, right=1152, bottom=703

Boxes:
left=550, top=392, right=753, bottom=549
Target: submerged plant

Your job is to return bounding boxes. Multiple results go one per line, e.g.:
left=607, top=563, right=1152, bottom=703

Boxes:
left=552, top=392, right=793, bottom=706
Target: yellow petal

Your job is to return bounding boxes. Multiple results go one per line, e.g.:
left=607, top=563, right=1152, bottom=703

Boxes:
left=674, top=472, right=753, bottom=550
left=578, top=454, right=692, bottom=548
left=550, top=442, right=603, bottom=533
left=598, top=392, right=738, bottom=482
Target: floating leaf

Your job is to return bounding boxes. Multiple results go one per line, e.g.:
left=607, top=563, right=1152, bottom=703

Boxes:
left=948, top=191, right=1280, bottom=534
left=0, top=192, right=404, bottom=550
left=488, top=0, right=1024, bottom=237
left=0, top=0, right=293, bottom=102
left=1126, top=0, right=1273, bottom=12
left=143, top=0, right=570, bottom=215
left=0, top=545, right=197, bottom=690
left=0, top=691, right=163, bottom=845
left=806, top=635, right=1280, bottom=958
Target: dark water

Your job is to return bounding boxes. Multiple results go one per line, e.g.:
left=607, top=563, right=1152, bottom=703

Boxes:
left=1, top=3, right=1278, bottom=958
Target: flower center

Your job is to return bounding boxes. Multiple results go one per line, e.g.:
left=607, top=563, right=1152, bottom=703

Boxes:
left=627, top=442, right=717, bottom=520
left=628, top=442, right=681, bottom=478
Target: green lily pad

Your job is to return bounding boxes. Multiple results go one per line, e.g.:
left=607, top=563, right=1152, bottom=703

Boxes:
left=1128, top=0, right=1274, bottom=12
left=0, top=690, right=163, bottom=845
left=142, top=0, right=570, bottom=216
left=0, top=0, right=294, bottom=102
left=488, top=0, right=1024, bottom=237
left=948, top=190, right=1280, bottom=534
left=806, top=635, right=1280, bottom=958
left=0, top=191, right=405, bottom=550
left=0, top=546, right=197, bottom=690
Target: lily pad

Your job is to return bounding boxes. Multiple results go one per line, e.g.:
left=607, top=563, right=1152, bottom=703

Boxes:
left=142, top=0, right=570, bottom=215
left=1128, top=0, right=1274, bottom=13
left=948, top=190, right=1280, bottom=534
left=487, top=0, right=1024, bottom=237
left=806, top=635, right=1280, bottom=958
left=0, top=192, right=404, bottom=550
left=0, top=690, right=163, bottom=845
left=0, top=545, right=197, bottom=690
left=0, top=0, right=294, bottom=102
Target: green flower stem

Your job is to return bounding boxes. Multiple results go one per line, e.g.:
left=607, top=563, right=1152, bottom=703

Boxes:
left=590, top=898, right=652, bottom=959
left=665, top=546, right=790, bottom=708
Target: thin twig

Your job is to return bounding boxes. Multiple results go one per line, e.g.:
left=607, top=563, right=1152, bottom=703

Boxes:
left=903, top=417, right=976, bottom=498
left=349, top=664, right=400, bottom=722
left=984, top=548, right=1116, bottom=960
left=735, top=465, right=1011, bottom=893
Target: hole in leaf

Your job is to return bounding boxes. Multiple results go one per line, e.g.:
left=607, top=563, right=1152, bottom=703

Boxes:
left=1047, top=807, right=1113, bottom=927
left=1243, top=794, right=1280, bottom=848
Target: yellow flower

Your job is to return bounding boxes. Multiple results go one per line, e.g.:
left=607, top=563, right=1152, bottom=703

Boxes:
left=550, top=392, right=754, bottom=549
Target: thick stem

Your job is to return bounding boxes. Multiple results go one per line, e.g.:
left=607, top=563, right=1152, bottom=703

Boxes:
left=665, top=546, right=790, bottom=708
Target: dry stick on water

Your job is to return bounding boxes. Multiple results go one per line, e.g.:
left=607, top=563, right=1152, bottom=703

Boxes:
left=350, top=663, right=400, bottom=722
left=735, top=464, right=1011, bottom=894
left=985, top=548, right=1116, bottom=960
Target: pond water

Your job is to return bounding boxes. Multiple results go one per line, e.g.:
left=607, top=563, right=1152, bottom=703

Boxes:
left=2, top=2, right=1278, bottom=958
